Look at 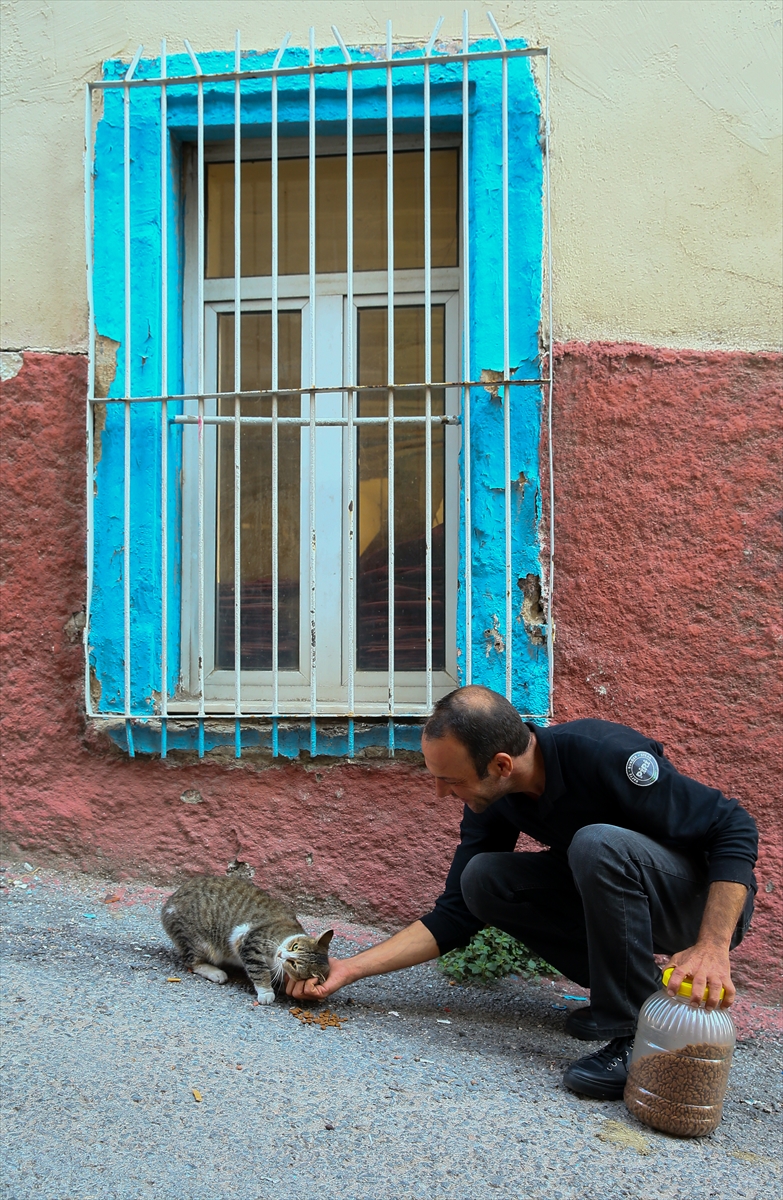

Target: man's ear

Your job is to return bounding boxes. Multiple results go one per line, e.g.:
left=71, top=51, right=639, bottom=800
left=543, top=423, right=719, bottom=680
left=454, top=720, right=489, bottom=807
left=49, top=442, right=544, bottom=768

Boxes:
left=489, top=752, right=514, bottom=778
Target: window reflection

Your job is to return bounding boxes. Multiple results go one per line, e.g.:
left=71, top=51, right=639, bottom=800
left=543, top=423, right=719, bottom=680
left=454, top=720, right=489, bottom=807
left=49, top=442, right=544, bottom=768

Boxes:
left=215, top=311, right=301, bottom=670
left=207, top=149, right=459, bottom=277
left=357, top=305, right=446, bottom=671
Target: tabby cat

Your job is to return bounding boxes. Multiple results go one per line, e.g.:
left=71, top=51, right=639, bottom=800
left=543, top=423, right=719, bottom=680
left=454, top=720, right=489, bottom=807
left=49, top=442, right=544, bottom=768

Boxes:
left=161, top=875, right=332, bottom=1005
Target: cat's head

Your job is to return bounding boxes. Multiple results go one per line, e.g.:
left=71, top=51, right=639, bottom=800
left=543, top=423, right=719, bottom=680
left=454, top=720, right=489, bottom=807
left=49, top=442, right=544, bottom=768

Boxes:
left=278, top=930, right=334, bottom=983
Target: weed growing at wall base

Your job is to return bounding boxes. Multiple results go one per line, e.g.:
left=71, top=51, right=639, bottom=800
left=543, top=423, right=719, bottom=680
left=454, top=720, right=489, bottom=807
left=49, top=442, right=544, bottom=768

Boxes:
left=438, top=926, right=553, bottom=984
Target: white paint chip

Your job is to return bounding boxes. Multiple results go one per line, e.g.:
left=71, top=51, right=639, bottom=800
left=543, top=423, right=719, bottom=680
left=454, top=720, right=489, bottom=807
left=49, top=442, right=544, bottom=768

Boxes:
left=0, top=352, right=23, bottom=381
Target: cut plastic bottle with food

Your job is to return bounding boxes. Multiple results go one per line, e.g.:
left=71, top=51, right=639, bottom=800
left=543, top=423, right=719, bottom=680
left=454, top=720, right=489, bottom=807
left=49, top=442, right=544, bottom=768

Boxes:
left=624, top=967, right=736, bottom=1137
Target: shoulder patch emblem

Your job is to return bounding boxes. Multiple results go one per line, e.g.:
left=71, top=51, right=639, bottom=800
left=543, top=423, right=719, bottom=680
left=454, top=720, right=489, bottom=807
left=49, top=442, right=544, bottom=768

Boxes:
left=626, top=751, right=659, bottom=787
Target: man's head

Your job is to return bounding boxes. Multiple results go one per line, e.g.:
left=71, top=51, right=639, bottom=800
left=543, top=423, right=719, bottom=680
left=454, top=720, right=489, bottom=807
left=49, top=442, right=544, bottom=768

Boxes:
left=421, top=686, right=532, bottom=812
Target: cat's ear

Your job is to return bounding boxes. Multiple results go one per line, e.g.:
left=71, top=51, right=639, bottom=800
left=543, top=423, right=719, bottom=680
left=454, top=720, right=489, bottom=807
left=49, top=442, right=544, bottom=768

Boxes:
left=316, top=929, right=334, bottom=951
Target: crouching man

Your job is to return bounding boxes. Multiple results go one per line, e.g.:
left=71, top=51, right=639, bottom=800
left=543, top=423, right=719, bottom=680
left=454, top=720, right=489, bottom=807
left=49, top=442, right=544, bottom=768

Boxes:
left=287, top=686, right=757, bottom=1100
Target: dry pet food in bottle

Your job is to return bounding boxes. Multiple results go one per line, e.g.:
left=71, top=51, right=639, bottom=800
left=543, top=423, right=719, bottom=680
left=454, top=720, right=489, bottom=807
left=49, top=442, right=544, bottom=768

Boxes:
left=624, top=967, right=736, bottom=1137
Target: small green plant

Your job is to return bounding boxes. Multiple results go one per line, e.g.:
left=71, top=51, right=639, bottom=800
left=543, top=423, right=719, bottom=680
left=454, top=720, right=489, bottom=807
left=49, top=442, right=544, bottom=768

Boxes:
left=438, top=926, right=553, bottom=985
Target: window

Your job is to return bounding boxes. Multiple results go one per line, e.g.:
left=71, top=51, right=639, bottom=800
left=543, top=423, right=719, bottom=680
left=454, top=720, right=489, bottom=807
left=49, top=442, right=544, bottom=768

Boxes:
left=182, top=141, right=460, bottom=712
left=86, top=20, right=552, bottom=755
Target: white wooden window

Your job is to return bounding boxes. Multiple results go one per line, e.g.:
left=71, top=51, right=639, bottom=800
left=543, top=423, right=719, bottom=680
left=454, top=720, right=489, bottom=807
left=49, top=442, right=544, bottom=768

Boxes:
left=180, top=138, right=462, bottom=714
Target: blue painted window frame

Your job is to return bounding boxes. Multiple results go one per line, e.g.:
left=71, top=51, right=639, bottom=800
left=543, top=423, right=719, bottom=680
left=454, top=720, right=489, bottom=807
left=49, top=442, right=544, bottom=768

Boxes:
left=89, top=39, right=547, bottom=754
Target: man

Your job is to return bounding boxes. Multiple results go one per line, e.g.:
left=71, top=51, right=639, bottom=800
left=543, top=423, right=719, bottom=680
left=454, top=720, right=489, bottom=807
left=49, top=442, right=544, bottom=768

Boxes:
left=287, top=686, right=757, bottom=1100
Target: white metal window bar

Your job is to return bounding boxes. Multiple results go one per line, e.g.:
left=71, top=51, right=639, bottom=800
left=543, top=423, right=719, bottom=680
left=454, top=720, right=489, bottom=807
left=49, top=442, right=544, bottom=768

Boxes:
left=84, top=13, right=554, bottom=760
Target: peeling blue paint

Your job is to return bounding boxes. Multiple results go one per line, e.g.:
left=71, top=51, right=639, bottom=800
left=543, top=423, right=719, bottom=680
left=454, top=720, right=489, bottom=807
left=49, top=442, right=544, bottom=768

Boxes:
left=90, top=38, right=547, bottom=747
left=454, top=39, right=546, bottom=714
left=107, top=719, right=427, bottom=759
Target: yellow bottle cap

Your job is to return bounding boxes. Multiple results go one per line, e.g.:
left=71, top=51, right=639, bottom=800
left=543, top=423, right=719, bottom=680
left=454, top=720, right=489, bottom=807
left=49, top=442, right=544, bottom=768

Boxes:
left=662, top=966, right=725, bottom=1003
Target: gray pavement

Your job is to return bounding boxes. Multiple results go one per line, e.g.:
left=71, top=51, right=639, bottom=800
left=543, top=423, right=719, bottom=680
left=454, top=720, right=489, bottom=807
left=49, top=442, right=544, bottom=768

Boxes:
left=1, top=860, right=781, bottom=1200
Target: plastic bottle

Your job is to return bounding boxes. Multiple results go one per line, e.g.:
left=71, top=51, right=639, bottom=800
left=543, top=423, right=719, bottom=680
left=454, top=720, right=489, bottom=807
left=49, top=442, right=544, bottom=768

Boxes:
left=624, top=966, right=736, bottom=1137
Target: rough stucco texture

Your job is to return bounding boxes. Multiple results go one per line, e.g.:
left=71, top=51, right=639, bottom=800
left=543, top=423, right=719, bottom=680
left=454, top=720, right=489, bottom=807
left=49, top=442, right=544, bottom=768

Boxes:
left=1, top=348, right=781, bottom=994
left=0, top=353, right=458, bottom=930
left=548, top=344, right=782, bottom=994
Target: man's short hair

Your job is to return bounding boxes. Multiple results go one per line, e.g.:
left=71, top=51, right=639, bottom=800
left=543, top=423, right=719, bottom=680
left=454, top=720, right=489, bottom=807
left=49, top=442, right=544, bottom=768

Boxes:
left=423, top=685, right=531, bottom=778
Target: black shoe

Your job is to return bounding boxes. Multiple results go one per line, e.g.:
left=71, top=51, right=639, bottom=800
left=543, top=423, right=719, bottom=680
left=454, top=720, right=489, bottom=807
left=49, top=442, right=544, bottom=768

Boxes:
left=562, top=1036, right=633, bottom=1100
left=564, top=1006, right=601, bottom=1041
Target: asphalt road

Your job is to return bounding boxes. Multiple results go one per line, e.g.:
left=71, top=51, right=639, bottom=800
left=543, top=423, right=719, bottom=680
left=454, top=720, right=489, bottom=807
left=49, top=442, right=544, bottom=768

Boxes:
left=1, top=861, right=781, bottom=1200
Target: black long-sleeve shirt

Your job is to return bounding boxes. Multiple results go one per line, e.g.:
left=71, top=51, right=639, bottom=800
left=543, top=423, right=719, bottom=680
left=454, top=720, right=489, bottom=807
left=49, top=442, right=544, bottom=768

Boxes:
left=419, top=719, right=759, bottom=955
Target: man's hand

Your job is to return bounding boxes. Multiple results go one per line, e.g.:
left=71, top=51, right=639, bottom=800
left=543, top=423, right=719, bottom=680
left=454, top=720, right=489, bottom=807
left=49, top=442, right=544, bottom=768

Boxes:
left=283, top=920, right=440, bottom=1004
left=664, top=942, right=734, bottom=1009
left=664, top=880, right=748, bottom=1009
left=285, top=957, right=355, bottom=1002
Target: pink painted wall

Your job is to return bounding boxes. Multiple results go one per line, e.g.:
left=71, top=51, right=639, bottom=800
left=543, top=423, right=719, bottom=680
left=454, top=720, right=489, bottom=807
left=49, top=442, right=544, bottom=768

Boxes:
left=546, top=344, right=782, bottom=994
left=1, top=347, right=780, bottom=993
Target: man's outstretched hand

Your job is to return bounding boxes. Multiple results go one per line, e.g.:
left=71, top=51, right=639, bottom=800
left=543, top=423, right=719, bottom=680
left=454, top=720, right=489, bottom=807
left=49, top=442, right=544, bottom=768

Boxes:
left=283, top=920, right=441, bottom=1003
left=285, top=957, right=355, bottom=1002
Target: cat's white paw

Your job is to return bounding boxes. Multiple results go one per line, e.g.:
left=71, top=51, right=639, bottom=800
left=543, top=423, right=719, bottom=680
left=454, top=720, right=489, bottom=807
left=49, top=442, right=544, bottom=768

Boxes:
left=254, top=987, right=276, bottom=1005
left=193, top=963, right=228, bottom=984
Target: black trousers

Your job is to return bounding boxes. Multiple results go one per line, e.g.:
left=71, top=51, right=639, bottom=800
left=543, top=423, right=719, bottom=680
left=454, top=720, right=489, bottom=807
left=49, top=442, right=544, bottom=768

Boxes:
left=459, top=823, right=753, bottom=1038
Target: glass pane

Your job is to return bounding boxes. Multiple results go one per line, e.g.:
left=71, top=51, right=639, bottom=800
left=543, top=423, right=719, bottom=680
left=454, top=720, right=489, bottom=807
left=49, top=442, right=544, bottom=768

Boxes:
left=390, top=150, right=459, bottom=270
left=215, top=311, right=301, bottom=670
left=357, top=305, right=446, bottom=671
left=206, top=149, right=459, bottom=277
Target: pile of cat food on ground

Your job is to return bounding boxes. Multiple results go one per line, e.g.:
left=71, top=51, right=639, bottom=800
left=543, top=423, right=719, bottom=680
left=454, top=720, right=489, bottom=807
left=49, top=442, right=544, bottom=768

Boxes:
left=289, top=1007, right=345, bottom=1030
left=624, top=1041, right=733, bottom=1137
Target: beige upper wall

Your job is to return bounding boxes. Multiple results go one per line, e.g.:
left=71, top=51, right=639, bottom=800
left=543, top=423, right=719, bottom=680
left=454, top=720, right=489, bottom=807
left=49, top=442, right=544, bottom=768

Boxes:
left=1, top=0, right=781, bottom=354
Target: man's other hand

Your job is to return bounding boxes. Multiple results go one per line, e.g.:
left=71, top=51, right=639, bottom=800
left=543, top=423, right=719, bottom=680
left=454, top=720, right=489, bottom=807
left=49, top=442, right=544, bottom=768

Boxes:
left=664, top=943, right=735, bottom=1009
left=665, top=880, right=748, bottom=1009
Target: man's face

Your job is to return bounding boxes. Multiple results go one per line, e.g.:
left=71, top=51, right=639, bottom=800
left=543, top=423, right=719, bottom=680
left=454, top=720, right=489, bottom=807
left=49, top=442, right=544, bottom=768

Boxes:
left=421, top=732, right=507, bottom=813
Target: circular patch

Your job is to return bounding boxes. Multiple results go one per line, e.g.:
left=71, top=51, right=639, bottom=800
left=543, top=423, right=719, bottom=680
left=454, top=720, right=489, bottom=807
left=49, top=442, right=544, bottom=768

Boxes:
left=626, top=751, right=659, bottom=787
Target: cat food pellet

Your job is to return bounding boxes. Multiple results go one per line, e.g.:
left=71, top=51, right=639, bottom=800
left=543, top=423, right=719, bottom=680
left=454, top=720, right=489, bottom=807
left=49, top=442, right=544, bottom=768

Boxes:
left=191, top=1088, right=203, bottom=1103
left=624, top=1042, right=732, bottom=1137
left=289, top=1007, right=345, bottom=1030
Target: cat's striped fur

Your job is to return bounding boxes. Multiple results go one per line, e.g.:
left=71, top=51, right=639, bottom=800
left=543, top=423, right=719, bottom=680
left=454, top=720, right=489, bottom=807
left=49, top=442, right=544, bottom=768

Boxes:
left=161, top=875, right=332, bottom=1004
